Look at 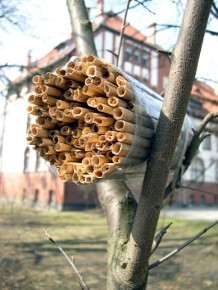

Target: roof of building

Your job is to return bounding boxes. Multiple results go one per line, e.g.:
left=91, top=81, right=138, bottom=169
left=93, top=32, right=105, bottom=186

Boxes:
left=100, top=14, right=149, bottom=42
left=17, top=14, right=155, bottom=81
left=12, top=13, right=218, bottom=121
left=189, top=80, right=218, bottom=119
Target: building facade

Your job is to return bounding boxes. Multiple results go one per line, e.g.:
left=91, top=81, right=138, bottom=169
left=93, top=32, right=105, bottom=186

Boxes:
left=0, top=6, right=217, bottom=209
left=171, top=81, right=218, bottom=207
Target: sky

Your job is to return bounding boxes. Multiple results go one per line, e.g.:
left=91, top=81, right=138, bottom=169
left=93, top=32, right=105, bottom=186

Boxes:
left=1, top=0, right=218, bottom=89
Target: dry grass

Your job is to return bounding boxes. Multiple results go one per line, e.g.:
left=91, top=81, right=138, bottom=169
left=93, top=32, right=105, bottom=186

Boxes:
left=0, top=204, right=217, bottom=290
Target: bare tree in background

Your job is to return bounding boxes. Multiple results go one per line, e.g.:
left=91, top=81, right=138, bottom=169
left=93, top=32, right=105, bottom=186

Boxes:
left=67, top=0, right=214, bottom=289
left=0, top=0, right=29, bottom=87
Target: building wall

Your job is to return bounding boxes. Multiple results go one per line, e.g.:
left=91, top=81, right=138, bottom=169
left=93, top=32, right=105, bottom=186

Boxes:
left=1, top=21, right=216, bottom=209
left=1, top=93, right=30, bottom=172
left=94, top=27, right=170, bottom=94
left=171, top=182, right=218, bottom=207
left=0, top=171, right=65, bottom=210
left=170, top=115, right=218, bottom=207
left=63, top=183, right=98, bottom=210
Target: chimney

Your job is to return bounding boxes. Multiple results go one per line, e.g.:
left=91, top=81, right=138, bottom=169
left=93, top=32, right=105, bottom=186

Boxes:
left=95, top=0, right=104, bottom=24
left=23, top=50, right=32, bottom=76
left=146, top=23, right=156, bottom=45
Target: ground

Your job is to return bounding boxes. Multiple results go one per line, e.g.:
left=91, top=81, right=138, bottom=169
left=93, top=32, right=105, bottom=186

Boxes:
left=0, top=204, right=217, bottom=290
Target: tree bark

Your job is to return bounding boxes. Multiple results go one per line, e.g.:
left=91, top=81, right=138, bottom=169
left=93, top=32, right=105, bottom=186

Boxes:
left=66, top=0, right=97, bottom=56
left=97, top=180, right=137, bottom=289
left=66, top=0, right=213, bottom=289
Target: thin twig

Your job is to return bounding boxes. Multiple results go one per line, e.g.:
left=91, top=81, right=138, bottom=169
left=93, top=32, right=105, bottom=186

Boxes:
left=134, top=0, right=155, bottom=14
left=116, top=0, right=132, bottom=66
left=197, top=112, right=218, bottom=136
left=179, top=185, right=218, bottom=196
left=149, top=220, right=218, bottom=270
left=44, top=229, right=89, bottom=290
left=105, top=49, right=118, bottom=58
left=150, top=222, right=172, bottom=255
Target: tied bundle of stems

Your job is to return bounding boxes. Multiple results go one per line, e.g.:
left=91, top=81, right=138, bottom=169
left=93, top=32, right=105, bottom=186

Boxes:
left=27, top=55, right=155, bottom=184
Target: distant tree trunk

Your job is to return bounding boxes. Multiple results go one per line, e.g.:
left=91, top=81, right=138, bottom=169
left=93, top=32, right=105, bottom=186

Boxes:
left=66, top=0, right=213, bottom=289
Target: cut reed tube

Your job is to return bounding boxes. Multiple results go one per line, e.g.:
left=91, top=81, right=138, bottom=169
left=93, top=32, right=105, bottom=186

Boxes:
left=26, top=55, right=156, bottom=184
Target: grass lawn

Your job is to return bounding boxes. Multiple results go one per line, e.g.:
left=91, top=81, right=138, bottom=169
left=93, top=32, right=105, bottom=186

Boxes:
left=0, top=204, right=217, bottom=290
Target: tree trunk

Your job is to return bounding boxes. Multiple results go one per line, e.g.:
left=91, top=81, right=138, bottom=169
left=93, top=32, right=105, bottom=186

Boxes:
left=66, top=0, right=213, bottom=289
left=110, top=1, right=212, bottom=289
left=66, top=0, right=97, bottom=56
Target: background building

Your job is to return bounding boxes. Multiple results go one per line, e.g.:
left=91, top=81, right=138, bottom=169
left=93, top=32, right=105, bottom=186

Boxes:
left=172, top=81, right=218, bottom=207
left=0, top=6, right=217, bottom=209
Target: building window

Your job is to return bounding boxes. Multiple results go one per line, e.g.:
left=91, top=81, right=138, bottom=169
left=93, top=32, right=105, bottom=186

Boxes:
left=124, top=45, right=132, bottom=62
left=191, top=158, right=204, bottom=183
left=33, top=189, right=39, bottom=204
left=142, top=50, right=149, bottom=67
left=200, top=195, right=205, bottom=205
left=215, top=162, right=218, bottom=182
left=23, top=147, right=30, bottom=172
left=214, top=195, right=218, bottom=206
left=133, top=48, right=140, bottom=65
left=202, top=135, right=211, bottom=150
left=22, top=189, right=26, bottom=202
left=48, top=190, right=55, bottom=205
left=35, top=151, right=44, bottom=172
left=217, top=136, right=218, bottom=152
left=190, top=194, right=195, bottom=205
left=26, top=115, right=31, bottom=131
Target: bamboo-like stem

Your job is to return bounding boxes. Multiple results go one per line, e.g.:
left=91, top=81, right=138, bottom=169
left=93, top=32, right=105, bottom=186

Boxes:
left=28, top=95, right=43, bottom=106
left=32, top=75, right=44, bottom=85
left=117, top=132, right=151, bottom=148
left=97, top=104, right=113, bottom=115
left=116, top=75, right=132, bottom=90
left=104, top=83, right=118, bottom=97
left=36, top=138, right=53, bottom=147
left=108, top=96, right=128, bottom=108
left=105, top=131, right=119, bottom=142
left=55, top=143, right=72, bottom=152
left=42, top=94, right=57, bottom=106
left=42, top=85, right=62, bottom=97
left=93, top=116, right=115, bottom=126
left=117, top=86, right=135, bottom=101
left=31, top=127, right=49, bottom=138
left=56, top=100, right=70, bottom=109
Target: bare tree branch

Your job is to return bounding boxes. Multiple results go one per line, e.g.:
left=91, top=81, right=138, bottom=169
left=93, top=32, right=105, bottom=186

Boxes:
left=211, top=2, right=218, bottom=18
left=179, top=185, right=218, bottom=197
left=116, top=0, right=132, bottom=66
left=156, top=23, right=218, bottom=37
left=150, top=223, right=172, bottom=255
left=44, top=229, right=89, bottom=290
left=0, top=0, right=27, bottom=33
left=149, top=220, right=218, bottom=270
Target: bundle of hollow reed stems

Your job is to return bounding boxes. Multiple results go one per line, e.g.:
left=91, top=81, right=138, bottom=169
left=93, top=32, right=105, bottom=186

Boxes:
left=27, top=55, right=155, bottom=184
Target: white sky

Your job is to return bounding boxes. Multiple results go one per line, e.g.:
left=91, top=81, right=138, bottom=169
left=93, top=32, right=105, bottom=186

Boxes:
left=1, top=0, right=218, bottom=86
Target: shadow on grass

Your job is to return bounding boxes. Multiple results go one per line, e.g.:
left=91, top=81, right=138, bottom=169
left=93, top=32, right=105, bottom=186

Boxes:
left=9, top=238, right=107, bottom=266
